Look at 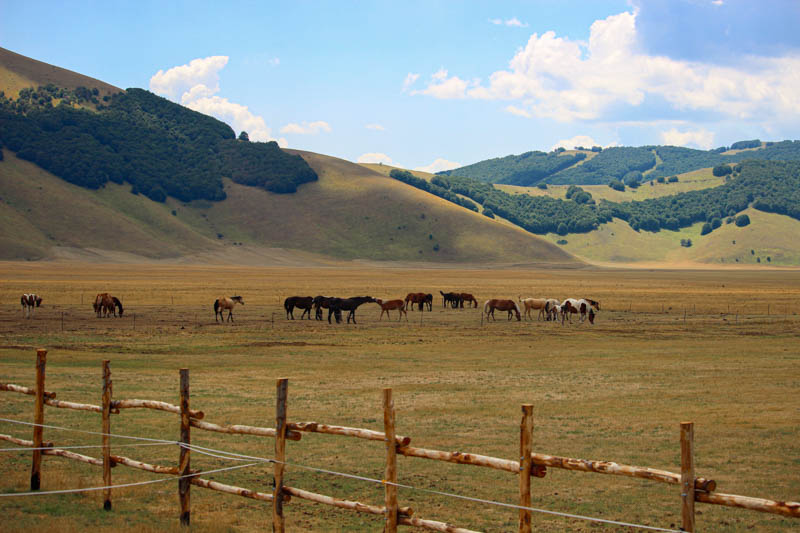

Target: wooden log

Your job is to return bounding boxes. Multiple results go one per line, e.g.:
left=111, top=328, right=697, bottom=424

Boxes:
left=44, top=398, right=110, bottom=414
left=179, top=369, right=190, bottom=527
left=42, top=448, right=104, bottom=467
left=519, top=405, right=533, bottom=533
left=112, top=399, right=204, bottom=419
left=282, top=486, right=412, bottom=517
left=528, top=452, right=714, bottom=490
left=190, top=419, right=301, bottom=441
left=0, top=433, right=53, bottom=448
left=397, top=446, right=546, bottom=478
left=102, top=361, right=112, bottom=511
left=31, top=348, right=46, bottom=491
left=273, top=378, right=288, bottom=533
left=680, top=422, right=695, bottom=532
left=288, top=421, right=411, bottom=447
left=0, top=383, right=56, bottom=399
left=384, top=388, right=398, bottom=533
left=110, top=454, right=184, bottom=475
left=191, top=476, right=273, bottom=502
left=398, top=515, right=480, bottom=533
left=696, top=491, right=800, bottom=518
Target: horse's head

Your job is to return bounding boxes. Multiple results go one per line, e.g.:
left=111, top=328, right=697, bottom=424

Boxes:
left=232, top=296, right=244, bottom=305
left=35, top=296, right=42, bottom=307
left=587, top=299, right=600, bottom=310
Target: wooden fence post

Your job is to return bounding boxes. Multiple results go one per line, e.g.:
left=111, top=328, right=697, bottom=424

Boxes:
left=680, top=422, right=695, bottom=532
left=179, top=369, right=191, bottom=526
left=30, top=348, right=47, bottom=491
left=383, top=388, right=398, bottom=533
left=273, top=378, right=288, bottom=533
left=519, top=404, right=533, bottom=533
left=102, top=360, right=112, bottom=511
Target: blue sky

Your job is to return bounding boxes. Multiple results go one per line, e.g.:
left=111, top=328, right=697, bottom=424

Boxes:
left=3, top=1, right=799, bottom=171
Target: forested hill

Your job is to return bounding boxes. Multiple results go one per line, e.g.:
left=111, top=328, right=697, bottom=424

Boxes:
left=0, top=86, right=317, bottom=202
left=440, top=141, right=800, bottom=186
left=394, top=159, right=800, bottom=237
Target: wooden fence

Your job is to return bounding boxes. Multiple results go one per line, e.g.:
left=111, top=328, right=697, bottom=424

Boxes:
left=1, top=348, right=798, bottom=532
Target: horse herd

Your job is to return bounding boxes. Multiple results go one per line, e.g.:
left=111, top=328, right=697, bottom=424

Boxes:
left=18, top=291, right=600, bottom=326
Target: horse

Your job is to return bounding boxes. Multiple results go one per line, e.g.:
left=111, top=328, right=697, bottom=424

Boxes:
left=21, top=294, right=43, bottom=318
left=327, top=296, right=376, bottom=324
left=483, top=299, right=521, bottom=321
left=284, top=296, right=314, bottom=320
left=111, top=296, right=124, bottom=317
left=561, top=298, right=596, bottom=324
left=518, top=297, right=549, bottom=321
left=545, top=299, right=561, bottom=321
left=458, top=293, right=478, bottom=308
left=376, top=298, right=408, bottom=321
left=440, top=291, right=460, bottom=308
left=93, top=293, right=118, bottom=318
left=214, top=296, right=244, bottom=322
left=405, top=292, right=429, bottom=311
left=424, top=293, right=433, bottom=311
left=313, top=295, right=334, bottom=321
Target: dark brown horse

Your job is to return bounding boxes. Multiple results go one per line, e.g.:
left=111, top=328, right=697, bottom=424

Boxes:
left=458, top=293, right=478, bottom=308
left=376, top=298, right=408, bottom=321
left=313, top=295, right=333, bottom=320
left=284, top=296, right=314, bottom=320
left=440, top=291, right=460, bottom=308
left=405, top=292, right=431, bottom=311
left=327, top=296, right=376, bottom=324
left=483, top=299, right=521, bottom=321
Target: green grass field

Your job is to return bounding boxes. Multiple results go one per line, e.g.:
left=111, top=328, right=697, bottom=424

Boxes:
left=0, top=262, right=798, bottom=532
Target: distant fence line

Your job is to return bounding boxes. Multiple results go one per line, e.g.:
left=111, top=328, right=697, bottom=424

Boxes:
left=1, top=349, right=799, bottom=532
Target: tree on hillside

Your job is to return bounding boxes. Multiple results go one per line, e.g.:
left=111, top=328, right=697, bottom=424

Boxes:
left=238, top=131, right=250, bottom=141
left=735, top=214, right=751, bottom=227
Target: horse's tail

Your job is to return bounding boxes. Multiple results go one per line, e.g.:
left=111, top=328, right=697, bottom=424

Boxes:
left=483, top=300, right=491, bottom=313
left=283, top=298, right=290, bottom=311
left=213, top=299, right=219, bottom=314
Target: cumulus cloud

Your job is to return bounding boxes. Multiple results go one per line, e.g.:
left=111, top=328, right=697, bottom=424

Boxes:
left=550, top=135, right=602, bottom=151
left=415, top=10, right=800, bottom=124
left=357, top=152, right=402, bottom=167
left=414, top=158, right=462, bottom=173
left=365, top=123, right=385, bottom=131
left=150, top=56, right=282, bottom=144
left=402, top=72, right=420, bottom=92
left=660, top=128, right=715, bottom=150
left=489, top=17, right=528, bottom=27
left=280, top=121, right=332, bottom=135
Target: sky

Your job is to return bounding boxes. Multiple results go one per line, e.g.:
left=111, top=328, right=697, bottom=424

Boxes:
left=2, top=1, right=800, bottom=172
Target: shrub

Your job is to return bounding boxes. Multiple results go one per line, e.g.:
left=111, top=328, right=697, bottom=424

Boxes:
left=680, top=238, right=692, bottom=247
left=556, top=239, right=568, bottom=245
left=711, top=217, right=722, bottom=229
left=657, top=176, right=665, bottom=183
left=556, top=222, right=568, bottom=235
left=700, top=222, right=712, bottom=235
left=536, top=182, right=547, bottom=190
left=713, top=164, right=732, bottom=177
left=668, top=175, right=679, bottom=183
left=608, top=179, right=625, bottom=191
left=735, top=214, right=751, bottom=227
left=482, top=207, right=495, bottom=218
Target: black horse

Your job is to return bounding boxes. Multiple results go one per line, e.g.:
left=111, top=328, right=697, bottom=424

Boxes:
left=284, top=296, right=314, bottom=320
left=440, top=291, right=460, bottom=308
left=313, top=295, right=334, bottom=320
left=327, top=296, right=376, bottom=324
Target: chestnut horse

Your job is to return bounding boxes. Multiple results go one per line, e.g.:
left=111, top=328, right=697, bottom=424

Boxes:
left=376, top=298, right=408, bottom=321
left=93, top=293, right=122, bottom=317
left=405, top=292, right=432, bottom=311
left=284, top=296, right=314, bottom=320
left=214, top=295, right=244, bottom=322
left=21, top=294, right=43, bottom=318
left=483, top=299, right=521, bottom=321
left=458, top=293, right=478, bottom=308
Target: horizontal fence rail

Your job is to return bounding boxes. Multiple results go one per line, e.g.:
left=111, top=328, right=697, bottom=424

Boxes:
left=1, top=348, right=798, bottom=532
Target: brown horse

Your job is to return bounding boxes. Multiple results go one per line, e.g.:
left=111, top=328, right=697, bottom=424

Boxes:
left=405, top=292, right=429, bottom=311
left=518, top=297, right=549, bottom=321
left=484, top=299, right=521, bottom=321
left=214, top=295, right=244, bottom=322
left=376, top=298, right=408, bottom=321
left=458, top=293, right=478, bottom=308
left=284, top=296, right=314, bottom=320
left=93, top=293, right=122, bottom=318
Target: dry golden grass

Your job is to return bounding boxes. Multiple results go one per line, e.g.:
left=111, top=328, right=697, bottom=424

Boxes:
left=0, top=262, right=798, bottom=532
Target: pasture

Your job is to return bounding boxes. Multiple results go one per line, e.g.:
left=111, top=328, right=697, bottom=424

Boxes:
left=0, top=262, right=798, bottom=532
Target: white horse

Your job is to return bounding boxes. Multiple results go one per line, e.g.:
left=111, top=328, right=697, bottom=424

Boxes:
left=561, top=298, right=597, bottom=324
left=21, top=294, right=43, bottom=318
left=545, top=299, right=561, bottom=321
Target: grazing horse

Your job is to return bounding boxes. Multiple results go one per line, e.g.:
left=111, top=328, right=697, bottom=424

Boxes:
left=93, top=293, right=117, bottom=318
left=483, top=299, right=521, bottom=321
left=545, top=299, right=561, bottom=321
left=405, top=292, right=429, bottom=311
left=440, top=291, right=460, bottom=308
left=214, top=295, right=244, bottom=322
left=561, top=298, right=596, bottom=324
left=21, top=294, right=43, bottom=318
left=458, top=293, right=478, bottom=308
left=327, top=296, right=376, bottom=324
left=376, top=298, right=408, bottom=321
left=284, top=296, right=314, bottom=320
left=313, top=295, right=334, bottom=321
left=518, top=297, right=549, bottom=321
left=111, top=297, right=124, bottom=317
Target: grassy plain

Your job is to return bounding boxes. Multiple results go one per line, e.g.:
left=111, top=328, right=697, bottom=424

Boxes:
left=0, top=262, right=798, bottom=532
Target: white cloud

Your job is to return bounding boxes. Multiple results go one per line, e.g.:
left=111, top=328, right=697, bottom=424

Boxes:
left=402, top=72, right=420, bottom=92
left=268, top=57, right=280, bottom=66
left=414, top=158, right=462, bottom=173
left=489, top=17, right=528, bottom=27
left=280, top=121, right=332, bottom=135
left=660, top=128, right=715, bottom=150
left=550, top=135, right=601, bottom=151
left=489, top=18, right=503, bottom=25
left=357, top=152, right=402, bottom=167
left=365, top=123, right=385, bottom=131
left=416, top=10, right=800, bottom=124
left=150, top=56, right=282, bottom=144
